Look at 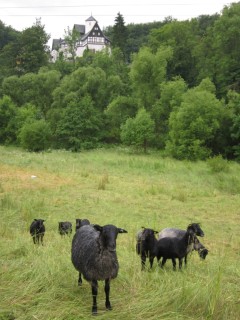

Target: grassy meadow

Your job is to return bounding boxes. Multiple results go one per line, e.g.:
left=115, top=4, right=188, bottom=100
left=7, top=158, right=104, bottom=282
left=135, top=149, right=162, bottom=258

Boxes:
left=0, top=146, right=239, bottom=320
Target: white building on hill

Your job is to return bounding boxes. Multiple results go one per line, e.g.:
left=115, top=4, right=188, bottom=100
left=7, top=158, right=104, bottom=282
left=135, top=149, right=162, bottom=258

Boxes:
left=51, top=16, right=111, bottom=62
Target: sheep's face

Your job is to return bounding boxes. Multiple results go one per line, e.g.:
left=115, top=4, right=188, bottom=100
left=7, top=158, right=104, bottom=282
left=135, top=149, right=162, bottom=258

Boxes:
left=35, top=219, right=45, bottom=228
left=198, top=248, right=209, bottom=259
left=76, top=218, right=90, bottom=230
left=188, top=223, right=204, bottom=237
left=94, top=224, right=127, bottom=252
left=142, top=228, right=158, bottom=241
left=193, top=236, right=205, bottom=251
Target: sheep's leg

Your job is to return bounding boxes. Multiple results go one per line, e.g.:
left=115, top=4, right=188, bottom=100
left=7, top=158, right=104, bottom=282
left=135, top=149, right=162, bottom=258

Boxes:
left=105, top=278, right=112, bottom=310
left=141, top=254, right=146, bottom=270
left=91, top=280, right=98, bottom=315
left=172, top=258, right=176, bottom=270
left=184, top=254, right=188, bottom=266
left=78, top=272, right=82, bottom=286
left=179, top=258, right=183, bottom=270
left=149, top=255, right=154, bottom=269
left=161, top=258, right=167, bottom=268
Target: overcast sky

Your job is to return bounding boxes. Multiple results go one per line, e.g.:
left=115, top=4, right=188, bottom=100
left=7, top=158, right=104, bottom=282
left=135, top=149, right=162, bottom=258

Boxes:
left=0, top=0, right=237, bottom=47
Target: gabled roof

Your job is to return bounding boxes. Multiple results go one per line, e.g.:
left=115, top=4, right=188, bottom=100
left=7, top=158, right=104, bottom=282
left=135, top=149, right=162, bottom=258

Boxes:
left=86, top=15, right=97, bottom=22
left=73, top=24, right=85, bottom=35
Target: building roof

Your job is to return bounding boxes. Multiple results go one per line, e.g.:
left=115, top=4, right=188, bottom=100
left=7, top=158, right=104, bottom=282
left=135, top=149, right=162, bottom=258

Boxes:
left=86, top=15, right=97, bottom=22
left=52, top=39, right=61, bottom=50
left=73, top=24, right=85, bottom=35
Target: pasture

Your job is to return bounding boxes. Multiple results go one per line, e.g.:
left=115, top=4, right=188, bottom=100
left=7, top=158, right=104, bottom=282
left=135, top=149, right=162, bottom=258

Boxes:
left=0, top=146, right=239, bottom=320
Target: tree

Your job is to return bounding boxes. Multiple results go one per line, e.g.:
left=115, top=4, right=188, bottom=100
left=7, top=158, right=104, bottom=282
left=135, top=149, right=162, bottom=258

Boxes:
left=130, top=46, right=173, bottom=109
left=148, top=20, right=198, bottom=86
left=105, top=96, right=139, bottom=141
left=2, top=69, right=61, bottom=117
left=151, top=76, right=187, bottom=148
left=51, top=66, right=107, bottom=110
left=111, top=13, right=128, bottom=59
left=15, top=18, right=50, bottom=74
left=0, top=95, right=17, bottom=144
left=19, top=119, right=52, bottom=152
left=120, top=108, right=155, bottom=153
left=166, top=79, right=224, bottom=160
left=63, top=26, right=80, bottom=62
left=54, top=96, right=102, bottom=151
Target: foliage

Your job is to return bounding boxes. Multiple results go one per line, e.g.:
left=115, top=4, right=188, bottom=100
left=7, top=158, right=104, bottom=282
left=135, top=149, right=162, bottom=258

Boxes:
left=130, top=46, right=173, bottom=108
left=111, top=12, right=128, bottom=59
left=0, top=95, right=17, bottom=144
left=15, top=19, right=50, bottom=75
left=206, top=155, right=230, bottom=173
left=18, top=120, right=52, bottom=151
left=54, top=95, right=102, bottom=151
left=151, top=76, right=187, bottom=148
left=166, top=79, right=223, bottom=160
left=1, top=3, right=240, bottom=160
left=63, top=26, right=80, bottom=62
left=120, top=108, right=155, bottom=153
left=51, top=66, right=107, bottom=110
left=105, top=96, right=139, bottom=141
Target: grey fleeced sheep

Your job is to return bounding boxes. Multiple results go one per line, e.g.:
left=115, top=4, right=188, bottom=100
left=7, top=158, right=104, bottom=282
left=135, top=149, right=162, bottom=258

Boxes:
left=75, top=218, right=90, bottom=231
left=136, top=227, right=158, bottom=270
left=155, top=224, right=197, bottom=270
left=71, top=224, right=127, bottom=315
left=30, top=219, right=45, bottom=244
left=58, top=221, right=72, bottom=236
left=193, top=237, right=209, bottom=260
left=158, top=223, right=205, bottom=265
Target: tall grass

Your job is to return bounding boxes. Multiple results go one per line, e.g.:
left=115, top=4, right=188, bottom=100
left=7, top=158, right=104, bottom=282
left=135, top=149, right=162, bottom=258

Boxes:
left=0, top=146, right=239, bottom=319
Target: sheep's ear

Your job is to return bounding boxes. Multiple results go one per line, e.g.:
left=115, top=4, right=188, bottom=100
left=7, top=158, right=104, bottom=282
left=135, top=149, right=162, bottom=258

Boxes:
left=93, top=224, right=103, bottom=232
left=141, top=226, right=145, bottom=229
left=34, top=219, right=37, bottom=221
left=118, top=228, right=128, bottom=233
left=154, top=230, right=159, bottom=234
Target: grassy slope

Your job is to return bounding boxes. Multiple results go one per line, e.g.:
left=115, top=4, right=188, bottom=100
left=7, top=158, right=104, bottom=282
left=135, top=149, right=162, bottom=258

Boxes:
left=0, top=146, right=239, bottom=320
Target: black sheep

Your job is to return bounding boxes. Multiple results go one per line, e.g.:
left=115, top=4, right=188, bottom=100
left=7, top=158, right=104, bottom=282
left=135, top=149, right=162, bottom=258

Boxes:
left=71, top=224, right=127, bottom=315
left=58, top=221, right=72, bottom=236
left=75, top=218, right=90, bottom=231
left=136, top=227, right=158, bottom=270
left=158, top=223, right=205, bottom=265
left=30, top=219, right=45, bottom=244
left=156, top=225, right=195, bottom=270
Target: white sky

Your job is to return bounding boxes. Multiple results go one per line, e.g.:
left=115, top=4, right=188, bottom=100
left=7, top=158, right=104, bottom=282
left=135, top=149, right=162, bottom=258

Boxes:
left=0, top=0, right=237, bottom=47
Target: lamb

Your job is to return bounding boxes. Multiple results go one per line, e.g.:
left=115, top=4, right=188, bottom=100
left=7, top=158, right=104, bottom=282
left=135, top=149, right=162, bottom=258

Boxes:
left=30, top=219, right=45, bottom=244
left=58, top=221, right=72, bottom=236
left=158, top=223, right=205, bottom=265
left=75, top=218, right=90, bottom=231
left=71, top=224, right=127, bottom=315
left=136, top=227, right=159, bottom=270
left=155, top=225, right=196, bottom=270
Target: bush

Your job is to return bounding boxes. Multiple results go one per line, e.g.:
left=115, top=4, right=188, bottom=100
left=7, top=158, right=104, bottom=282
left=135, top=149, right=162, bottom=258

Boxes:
left=206, top=155, right=230, bottom=173
left=18, top=120, right=52, bottom=152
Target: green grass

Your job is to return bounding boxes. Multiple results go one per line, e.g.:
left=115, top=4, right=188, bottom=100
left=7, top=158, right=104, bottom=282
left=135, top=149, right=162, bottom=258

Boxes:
left=0, top=146, right=239, bottom=319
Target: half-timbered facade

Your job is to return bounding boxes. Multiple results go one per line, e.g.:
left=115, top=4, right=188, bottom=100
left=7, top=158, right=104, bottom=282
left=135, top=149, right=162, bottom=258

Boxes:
left=51, top=16, right=110, bottom=62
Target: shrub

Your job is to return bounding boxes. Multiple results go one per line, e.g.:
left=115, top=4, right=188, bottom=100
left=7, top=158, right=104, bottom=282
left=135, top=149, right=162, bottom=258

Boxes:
left=18, top=120, right=52, bottom=152
left=206, top=155, right=229, bottom=173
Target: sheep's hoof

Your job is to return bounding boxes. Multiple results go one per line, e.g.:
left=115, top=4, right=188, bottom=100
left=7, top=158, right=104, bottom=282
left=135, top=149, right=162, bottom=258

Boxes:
left=106, top=304, right=112, bottom=311
left=92, top=307, right=98, bottom=315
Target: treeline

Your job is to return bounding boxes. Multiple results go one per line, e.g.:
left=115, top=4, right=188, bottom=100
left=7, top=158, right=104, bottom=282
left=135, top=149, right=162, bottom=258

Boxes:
left=0, top=3, right=240, bottom=160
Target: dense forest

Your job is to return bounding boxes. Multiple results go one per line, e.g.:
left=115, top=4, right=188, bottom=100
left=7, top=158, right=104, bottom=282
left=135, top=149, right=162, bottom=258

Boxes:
left=0, top=2, right=240, bottom=160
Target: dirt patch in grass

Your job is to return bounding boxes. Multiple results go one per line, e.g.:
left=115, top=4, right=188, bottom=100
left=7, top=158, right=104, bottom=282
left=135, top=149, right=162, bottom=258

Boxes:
left=0, top=164, right=74, bottom=192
